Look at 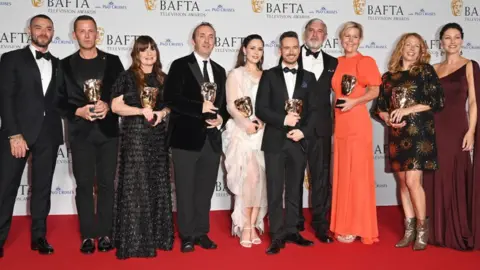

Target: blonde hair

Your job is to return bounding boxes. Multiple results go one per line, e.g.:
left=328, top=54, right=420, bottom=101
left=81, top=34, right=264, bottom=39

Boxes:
left=388, top=33, right=431, bottom=74
left=338, top=21, right=363, bottom=40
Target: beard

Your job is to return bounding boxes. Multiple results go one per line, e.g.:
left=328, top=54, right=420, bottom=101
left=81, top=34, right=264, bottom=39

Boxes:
left=306, top=40, right=322, bottom=51
left=31, top=34, right=52, bottom=48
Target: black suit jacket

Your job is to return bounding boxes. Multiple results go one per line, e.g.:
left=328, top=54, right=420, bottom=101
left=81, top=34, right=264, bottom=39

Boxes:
left=255, top=65, right=318, bottom=153
left=280, top=46, right=338, bottom=137
left=0, top=46, right=63, bottom=146
left=56, top=49, right=124, bottom=142
left=164, top=52, right=229, bottom=152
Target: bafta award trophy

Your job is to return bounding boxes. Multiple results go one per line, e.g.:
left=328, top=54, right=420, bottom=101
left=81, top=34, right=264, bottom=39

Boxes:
left=234, top=96, right=258, bottom=130
left=141, top=86, right=159, bottom=125
left=336, top=74, right=357, bottom=108
left=201, top=82, right=217, bottom=120
left=285, top=99, right=305, bottom=151
left=390, top=86, right=409, bottom=123
left=83, top=79, right=102, bottom=119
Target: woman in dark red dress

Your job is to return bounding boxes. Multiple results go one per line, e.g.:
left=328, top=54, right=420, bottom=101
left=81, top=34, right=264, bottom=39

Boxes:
left=423, top=22, right=480, bottom=251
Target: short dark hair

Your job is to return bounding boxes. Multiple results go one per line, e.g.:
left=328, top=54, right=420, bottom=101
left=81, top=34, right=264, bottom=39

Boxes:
left=30, top=14, right=53, bottom=27
left=439, top=22, right=464, bottom=39
left=279, top=31, right=298, bottom=46
left=74, top=15, right=97, bottom=31
left=192, top=22, right=215, bottom=40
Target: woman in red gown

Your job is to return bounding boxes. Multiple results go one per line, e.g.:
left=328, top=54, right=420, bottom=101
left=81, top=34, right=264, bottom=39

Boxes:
left=423, top=22, right=480, bottom=251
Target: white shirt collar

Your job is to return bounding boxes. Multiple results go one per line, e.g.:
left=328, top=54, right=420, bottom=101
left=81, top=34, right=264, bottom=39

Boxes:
left=281, top=62, right=299, bottom=70
left=193, top=51, right=210, bottom=63
left=29, top=44, right=49, bottom=60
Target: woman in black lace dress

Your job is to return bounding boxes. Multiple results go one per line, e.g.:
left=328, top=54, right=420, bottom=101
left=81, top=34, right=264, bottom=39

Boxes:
left=111, top=36, right=173, bottom=259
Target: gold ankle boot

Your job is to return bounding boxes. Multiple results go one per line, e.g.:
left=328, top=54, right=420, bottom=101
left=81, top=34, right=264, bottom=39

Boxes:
left=413, top=218, right=429, bottom=251
left=395, top=217, right=416, bottom=248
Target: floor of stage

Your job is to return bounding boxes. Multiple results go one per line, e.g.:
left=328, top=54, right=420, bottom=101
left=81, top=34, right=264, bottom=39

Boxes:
left=0, top=206, right=479, bottom=269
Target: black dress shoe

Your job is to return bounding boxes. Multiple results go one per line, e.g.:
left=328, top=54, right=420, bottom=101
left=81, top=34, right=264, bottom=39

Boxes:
left=284, top=233, right=314, bottom=246
left=181, top=238, right=194, bottom=253
left=31, top=237, right=54, bottom=255
left=98, top=236, right=113, bottom=252
left=0, top=247, right=3, bottom=258
left=316, top=233, right=334, bottom=243
left=266, top=239, right=285, bottom=255
left=80, top=238, right=95, bottom=254
left=297, top=223, right=305, bottom=232
left=194, top=235, right=217, bottom=249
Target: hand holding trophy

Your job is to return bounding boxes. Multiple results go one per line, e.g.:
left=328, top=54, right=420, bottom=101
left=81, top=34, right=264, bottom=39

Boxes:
left=234, top=96, right=259, bottom=133
left=336, top=74, right=356, bottom=108
left=285, top=98, right=303, bottom=128
left=201, top=82, right=218, bottom=120
left=141, top=86, right=159, bottom=126
left=84, top=79, right=102, bottom=119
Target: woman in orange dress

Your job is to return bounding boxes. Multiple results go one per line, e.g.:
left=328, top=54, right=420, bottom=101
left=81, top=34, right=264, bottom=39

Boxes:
left=330, top=21, right=381, bottom=244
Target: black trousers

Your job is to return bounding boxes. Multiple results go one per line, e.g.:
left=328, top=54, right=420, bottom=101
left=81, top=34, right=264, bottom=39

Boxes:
left=70, top=126, right=118, bottom=239
left=171, top=139, right=220, bottom=240
left=299, top=136, right=332, bottom=234
left=265, top=140, right=306, bottom=240
left=0, top=129, right=59, bottom=247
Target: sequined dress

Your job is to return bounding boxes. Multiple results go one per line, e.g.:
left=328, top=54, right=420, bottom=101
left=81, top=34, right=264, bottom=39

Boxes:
left=375, top=64, right=445, bottom=172
left=111, top=70, right=174, bottom=259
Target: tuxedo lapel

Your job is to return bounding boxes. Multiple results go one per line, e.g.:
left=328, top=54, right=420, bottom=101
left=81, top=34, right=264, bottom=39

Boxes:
left=274, top=66, right=289, bottom=101
left=317, top=51, right=331, bottom=83
left=44, top=57, right=58, bottom=97
left=22, top=47, right=43, bottom=97
left=187, top=53, right=203, bottom=87
left=292, top=68, right=304, bottom=99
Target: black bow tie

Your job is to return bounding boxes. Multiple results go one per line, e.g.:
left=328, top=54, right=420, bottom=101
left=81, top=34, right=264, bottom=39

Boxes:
left=305, top=48, right=320, bottom=59
left=35, top=51, right=51, bottom=61
left=283, top=67, right=297, bottom=74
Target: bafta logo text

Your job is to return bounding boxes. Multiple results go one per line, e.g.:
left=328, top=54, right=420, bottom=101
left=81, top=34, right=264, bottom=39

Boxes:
left=451, top=0, right=463, bottom=16
left=32, top=0, right=44, bottom=7
left=96, top=27, right=105, bottom=45
left=353, top=0, right=366, bottom=15
left=251, top=0, right=265, bottom=13
left=145, top=0, right=157, bottom=11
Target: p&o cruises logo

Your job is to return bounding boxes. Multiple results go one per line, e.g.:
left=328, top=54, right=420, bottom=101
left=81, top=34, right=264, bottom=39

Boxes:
left=451, top=0, right=480, bottom=21
left=251, top=0, right=310, bottom=20
left=145, top=0, right=207, bottom=17
left=353, top=0, right=409, bottom=21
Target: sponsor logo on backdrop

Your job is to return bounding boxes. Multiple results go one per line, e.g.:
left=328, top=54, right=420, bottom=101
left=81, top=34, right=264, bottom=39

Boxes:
left=360, top=41, right=387, bottom=50
left=16, top=184, right=31, bottom=202
left=374, top=143, right=388, bottom=160
left=424, top=39, right=443, bottom=58
left=451, top=0, right=480, bottom=21
left=96, top=27, right=105, bottom=45
left=32, top=0, right=127, bottom=14
left=145, top=0, right=206, bottom=17
left=51, top=186, right=75, bottom=196
left=463, top=42, right=480, bottom=50
left=0, top=31, right=30, bottom=55
left=409, top=8, right=436, bottom=16
left=0, top=1, right=12, bottom=6
left=322, top=38, right=342, bottom=55
left=312, top=6, right=338, bottom=15
left=251, top=0, right=310, bottom=19
left=215, top=36, right=244, bottom=53
left=375, top=181, right=388, bottom=188
left=353, top=0, right=409, bottom=21
left=264, top=40, right=280, bottom=49
left=206, top=4, right=235, bottom=13
left=51, top=36, right=75, bottom=45
left=158, top=38, right=184, bottom=47
left=97, top=28, right=140, bottom=51
left=214, top=180, right=230, bottom=198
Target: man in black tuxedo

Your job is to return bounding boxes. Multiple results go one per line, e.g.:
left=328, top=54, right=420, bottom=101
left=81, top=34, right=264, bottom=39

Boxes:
left=164, top=22, right=229, bottom=253
left=256, top=31, right=317, bottom=255
left=56, top=15, right=124, bottom=254
left=0, top=14, right=63, bottom=258
left=279, top=19, right=338, bottom=242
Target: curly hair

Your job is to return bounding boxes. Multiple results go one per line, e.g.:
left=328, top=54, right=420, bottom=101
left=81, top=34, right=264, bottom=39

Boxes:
left=388, top=33, right=430, bottom=74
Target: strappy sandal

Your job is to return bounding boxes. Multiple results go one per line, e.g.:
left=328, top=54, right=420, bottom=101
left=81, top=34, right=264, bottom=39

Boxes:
left=251, top=226, right=261, bottom=245
left=240, top=228, right=252, bottom=248
left=336, top=234, right=357, bottom=243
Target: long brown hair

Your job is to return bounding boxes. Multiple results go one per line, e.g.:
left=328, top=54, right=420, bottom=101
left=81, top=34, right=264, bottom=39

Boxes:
left=235, top=34, right=264, bottom=70
left=388, top=33, right=430, bottom=74
left=129, top=35, right=166, bottom=94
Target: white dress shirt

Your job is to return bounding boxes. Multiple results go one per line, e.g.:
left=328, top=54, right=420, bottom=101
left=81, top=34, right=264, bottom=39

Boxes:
left=194, top=51, right=214, bottom=82
left=282, top=62, right=298, bottom=99
left=29, top=45, right=52, bottom=96
left=302, top=46, right=324, bottom=80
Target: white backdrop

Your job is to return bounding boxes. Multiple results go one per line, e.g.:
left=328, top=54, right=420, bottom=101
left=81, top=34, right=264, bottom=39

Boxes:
left=1, top=0, right=479, bottom=215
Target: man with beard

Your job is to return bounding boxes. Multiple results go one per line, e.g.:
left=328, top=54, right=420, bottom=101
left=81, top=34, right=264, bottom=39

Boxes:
left=280, top=19, right=338, bottom=243
left=0, top=14, right=63, bottom=258
left=255, top=31, right=317, bottom=255
left=56, top=15, right=124, bottom=254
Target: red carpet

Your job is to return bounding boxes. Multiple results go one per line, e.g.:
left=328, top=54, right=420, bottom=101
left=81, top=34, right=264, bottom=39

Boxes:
left=1, top=206, right=479, bottom=269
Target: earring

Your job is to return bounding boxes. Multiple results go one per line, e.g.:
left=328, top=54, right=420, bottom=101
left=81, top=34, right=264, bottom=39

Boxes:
left=244, top=55, right=246, bottom=62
